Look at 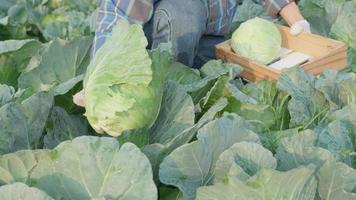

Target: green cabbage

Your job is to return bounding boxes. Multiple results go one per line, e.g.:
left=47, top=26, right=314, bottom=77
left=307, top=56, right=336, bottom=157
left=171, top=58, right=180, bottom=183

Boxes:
left=231, top=17, right=281, bottom=64
left=83, top=20, right=170, bottom=136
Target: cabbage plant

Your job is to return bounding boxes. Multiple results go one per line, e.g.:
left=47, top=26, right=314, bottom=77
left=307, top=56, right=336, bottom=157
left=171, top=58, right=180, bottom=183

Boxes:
left=83, top=20, right=169, bottom=136
left=231, top=17, right=282, bottom=64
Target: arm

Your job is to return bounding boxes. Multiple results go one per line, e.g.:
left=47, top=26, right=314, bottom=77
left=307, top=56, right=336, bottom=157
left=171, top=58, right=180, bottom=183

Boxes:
left=260, top=0, right=310, bottom=34
left=91, top=0, right=154, bottom=58
left=74, top=0, right=155, bottom=112
left=279, top=2, right=305, bottom=26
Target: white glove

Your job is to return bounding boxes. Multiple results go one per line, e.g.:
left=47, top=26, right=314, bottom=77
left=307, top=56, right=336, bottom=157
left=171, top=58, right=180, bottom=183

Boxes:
left=290, top=20, right=311, bottom=35
left=73, top=90, right=104, bottom=133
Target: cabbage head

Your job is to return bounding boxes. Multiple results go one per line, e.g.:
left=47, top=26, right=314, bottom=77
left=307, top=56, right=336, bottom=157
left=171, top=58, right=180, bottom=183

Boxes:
left=231, top=17, right=282, bottom=64
left=83, top=20, right=171, bottom=136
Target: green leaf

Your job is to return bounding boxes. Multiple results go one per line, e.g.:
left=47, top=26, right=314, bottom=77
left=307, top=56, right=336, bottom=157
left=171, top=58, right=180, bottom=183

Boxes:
left=276, top=129, right=334, bottom=171
left=43, top=106, right=89, bottom=149
left=196, top=166, right=317, bottom=200
left=330, top=1, right=356, bottom=50
left=165, top=98, right=229, bottom=152
left=200, top=76, right=230, bottom=112
left=328, top=103, right=356, bottom=125
left=277, top=67, right=329, bottom=128
left=234, top=103, right=276, bottom=133
left=0, top=92, right=53, bottom=154
left=0, top=39, right=44, bottom=88
left=199, top=60, right=242, bottom=78
left=0, top=54, right=19, bottom=87
left=230, top=0, right=270, bottom=35
left=0, top=39, right=34, bottom=54
left=214, top=142, right=277, bottom=183
left=0, top=136, right=157, bottom=200
left=8, top=4, right=27, bottom=25
left=166, top=62, right=201, bottom=85
left=315, top=70, right=356, bottom=109
left=318, top=159, right=356, bottom=200
left=18, top=36, right=92, bottom=95
left=143, top=98, right=228, bottom=183
left=0, top=84, right=15, bottom=107
left=0, top=150, right=45, bottom=184
left=0, top=182, right=54, bottom=200
left=149, top=81, right=195, bottom=144
left=159, top=114, right=260, bottom=200
left=159, top=186, right=182, bottom=200
left=314, top=120, right=356, bottom=166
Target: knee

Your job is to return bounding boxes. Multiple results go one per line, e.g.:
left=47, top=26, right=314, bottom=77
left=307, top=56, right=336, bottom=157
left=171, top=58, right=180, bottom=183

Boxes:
left=152, top=2, right=204, bottom=42
left=152, top=8, right=173, bottom=41
left=151, top=0, right=206, bottom=66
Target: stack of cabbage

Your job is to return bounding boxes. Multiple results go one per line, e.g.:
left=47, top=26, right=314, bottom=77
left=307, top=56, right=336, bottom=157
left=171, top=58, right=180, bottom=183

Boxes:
left=231, top=17, right=282, bottom=64
left=83, top=20, right=170, bottom=136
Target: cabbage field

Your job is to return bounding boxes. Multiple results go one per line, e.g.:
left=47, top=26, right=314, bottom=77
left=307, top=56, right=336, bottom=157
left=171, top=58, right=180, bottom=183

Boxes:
left=0, top=0, right=355, bottom=199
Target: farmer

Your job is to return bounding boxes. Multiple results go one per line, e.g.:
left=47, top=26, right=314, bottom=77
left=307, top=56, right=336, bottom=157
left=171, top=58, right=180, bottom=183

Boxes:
left=89, top=0, right=310, bottom=67
left=73, top=0, right=310, bottom=129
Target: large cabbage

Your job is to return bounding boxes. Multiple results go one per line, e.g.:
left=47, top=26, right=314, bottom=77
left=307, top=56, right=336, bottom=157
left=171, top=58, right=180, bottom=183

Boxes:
left=231, top=17, right=282, bottom=64
left=83, top=20, right=171, bottom=136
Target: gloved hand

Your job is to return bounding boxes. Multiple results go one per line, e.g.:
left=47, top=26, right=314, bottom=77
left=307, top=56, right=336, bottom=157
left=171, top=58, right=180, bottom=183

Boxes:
left=73, top=90, right=104, bottom=133
left=290, top=20, right=311, bottom=35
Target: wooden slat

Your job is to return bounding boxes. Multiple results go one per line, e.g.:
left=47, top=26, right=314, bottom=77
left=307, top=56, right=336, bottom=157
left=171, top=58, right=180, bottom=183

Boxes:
left=278, top=26, right=346, bottom=57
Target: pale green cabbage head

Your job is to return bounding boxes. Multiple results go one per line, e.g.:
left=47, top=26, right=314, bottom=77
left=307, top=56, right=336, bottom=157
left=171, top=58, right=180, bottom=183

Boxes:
left=231, top=17, right=282, bottom=64
left=83, top=20, right=170, bottom=136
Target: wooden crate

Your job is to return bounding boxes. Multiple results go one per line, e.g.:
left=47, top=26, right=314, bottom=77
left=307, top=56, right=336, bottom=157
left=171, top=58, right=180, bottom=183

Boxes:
left=215, top=25, right=348, bottom=82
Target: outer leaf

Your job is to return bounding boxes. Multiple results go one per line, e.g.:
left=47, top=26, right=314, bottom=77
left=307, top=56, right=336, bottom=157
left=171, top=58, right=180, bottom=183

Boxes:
left=166, top=62, right=201, bottom=85
left=200, top=76, right=230, bottom=112
left=0, top=182, right=54, bottom=200
left=276, top=130, right=334, bottom=171
left=199, top=60, right=242, bottom=78
left=159, top=186, right=182, bottom=200
left=275, top=129, right=356, bottom=199
left=149, top=81, right=195, bottom=144
left=0, top=92, right=53, bottom=154
left=0, top=39, right=34, bottom=54
left=196, top=166, right=317, bottom=200
left=318, top=159, right=356, bottom=200
left=143, top=98, right=228, bottom=183
left=330, top=1, right=356, bottom=50
left=230, top=0, right=270, bottom=34
left=0, top=84, right=15, bottom=107
left=159, top=114, right=260, bottom=200
left=44, top=106, right=89, bottom=149
left=277, top=67, right=328, bottom=128
left=214, top=142, right=277, bottom=183
left=328, top=103, right=356, bottom=125
left=0, top=150, right=47, bottom=185
left=314, top=120, right=356, bottom=166
left=18, top=36, right=92, bottom=95
left=315, top=70, right=356, bottom=109
left=0, top=136, right=157, bottom=200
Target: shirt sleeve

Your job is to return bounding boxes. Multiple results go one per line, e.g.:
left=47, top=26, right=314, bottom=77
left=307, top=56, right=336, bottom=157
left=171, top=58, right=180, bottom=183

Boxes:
left=91, top=0, right=154, bottom=58
left=260, top=0, right=295, bottom=17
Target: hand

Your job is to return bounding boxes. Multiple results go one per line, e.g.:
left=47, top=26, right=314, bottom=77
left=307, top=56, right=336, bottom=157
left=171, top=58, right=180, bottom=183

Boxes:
left=279, top=2, right=310, bottom=35
left=290, top=20, right=311, bottom=35
left=73, top=90, right=105, bottom=133
left=73, top=90, right=85, bottom=107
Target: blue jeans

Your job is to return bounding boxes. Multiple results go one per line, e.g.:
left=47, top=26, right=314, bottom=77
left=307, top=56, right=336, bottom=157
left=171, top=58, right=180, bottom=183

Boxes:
left=144, top=0, right=227, bottom=68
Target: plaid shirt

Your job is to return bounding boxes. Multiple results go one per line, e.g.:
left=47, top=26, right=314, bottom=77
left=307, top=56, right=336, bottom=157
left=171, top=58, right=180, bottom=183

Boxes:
left=92, top=0, right=294, bottom=57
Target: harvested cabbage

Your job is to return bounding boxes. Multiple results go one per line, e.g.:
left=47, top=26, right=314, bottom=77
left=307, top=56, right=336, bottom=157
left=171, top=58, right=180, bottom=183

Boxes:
left=83, top=20, right=170, bottom=136
left=231, top=17, right=282, bottom=64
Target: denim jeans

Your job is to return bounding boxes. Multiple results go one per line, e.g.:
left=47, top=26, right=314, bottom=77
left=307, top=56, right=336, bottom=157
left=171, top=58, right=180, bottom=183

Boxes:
left=143, top=0, right=227, bottom=68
